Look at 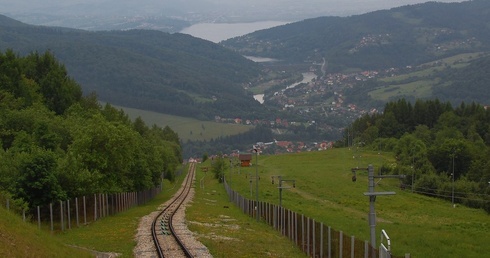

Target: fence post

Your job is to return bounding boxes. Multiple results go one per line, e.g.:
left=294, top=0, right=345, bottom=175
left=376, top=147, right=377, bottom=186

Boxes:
left=351, top=235, right=355, bottom=258
left=321, top=222, right=324, bottom=258
left=67, top=200, right=71, bottom=230
left=83, top=196, right=87, bottom=225
left=339, top=231, right=343, bottom=258
left=76, top=198, right=79, bottom=227
left=94, top=194, right=97, bottom=221
left=313, top=219, right=316, bottom=258
left=50, top=203, right=53, bottom=232
left=302, top=214, right=305, bottom=252
left=365, top=241, right=369, bottom=258
left=60, top=200, right=64, bottom=231
left=307, top=217, right=310, bottom=257
left=295, top=212, right=298, bottom=246
left=37, top=206, right=41, bottom=230
left=328, top=226, right=332, bottom=258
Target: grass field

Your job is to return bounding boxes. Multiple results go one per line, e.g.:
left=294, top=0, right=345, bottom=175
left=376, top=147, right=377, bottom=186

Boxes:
left=186, top=166, right=308, bottom=258
left=108, top=104, right=253, bottom=142
left=369, top=52, right=483, bottom=101
left=198, top=148, right=490, bottom=258
left=0, top=206, right=92, bottom=258
left=6, top=148, right=487, bottom=257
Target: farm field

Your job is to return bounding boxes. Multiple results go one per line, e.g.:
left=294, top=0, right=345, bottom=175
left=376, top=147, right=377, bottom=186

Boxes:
left=107, top=103, right=253, bottom=142
left=193, top=148, right=489, bottom=258
left=369, top=52, right=484, bottom=102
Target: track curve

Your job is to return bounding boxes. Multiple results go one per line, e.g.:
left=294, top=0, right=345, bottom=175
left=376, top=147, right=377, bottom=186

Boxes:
left=151, top=163, right=196, bottom=258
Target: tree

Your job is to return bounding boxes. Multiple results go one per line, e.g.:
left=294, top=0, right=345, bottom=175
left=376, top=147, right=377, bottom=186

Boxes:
left=211, top=155, right=227, bottom=183
left=16, top=148, right=66, bottom=210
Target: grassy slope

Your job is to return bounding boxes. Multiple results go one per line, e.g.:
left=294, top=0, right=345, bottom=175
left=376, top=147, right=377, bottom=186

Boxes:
left=369, top=53, right=480, bottom=101
left=217, top=148, right=489, bottom=258
left=0, top=206, right=92, bottom=258
left=110, top=104, right=253, bottom=142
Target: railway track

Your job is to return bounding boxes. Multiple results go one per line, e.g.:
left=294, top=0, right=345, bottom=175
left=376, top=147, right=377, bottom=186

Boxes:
left=151, top=162, right=197, bottom=258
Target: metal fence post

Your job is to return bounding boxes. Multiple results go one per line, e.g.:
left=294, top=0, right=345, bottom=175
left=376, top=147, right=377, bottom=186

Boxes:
left=94, top=194, right=97, bottom=221
left=339, top=231, right=343, bottom=258
left=76, top=197, right=79, bottom=227
left=83, top=196, right=87, bottom=225
left=37, top=206, right=41, bottom=230
left=328, top=226, right=332, bottom=258
left=351, top=235, right=355, bottom=258
left=60, top=200, right=64, bottom=231
left=321, top=222, right=324, bottom=258
left=67, top=199, right=71, bottom=229
left=50, top=203, right=53, bottom=232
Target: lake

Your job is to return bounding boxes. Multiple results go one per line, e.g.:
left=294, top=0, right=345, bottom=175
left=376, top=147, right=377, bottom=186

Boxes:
left=180, top=21, right=288, bottom=43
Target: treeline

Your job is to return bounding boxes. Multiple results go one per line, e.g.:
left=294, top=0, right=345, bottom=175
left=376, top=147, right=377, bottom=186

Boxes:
left=337, top=99, right=490, bottom=212
left=0, top=50, right=182, bottom=212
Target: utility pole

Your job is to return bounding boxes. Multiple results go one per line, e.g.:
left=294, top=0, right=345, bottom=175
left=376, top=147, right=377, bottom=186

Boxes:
left=271, top=175, right=296, bottom=207
left=254, top=146, right=259, bottom=221
left=351, top=164, right=405, bottom=257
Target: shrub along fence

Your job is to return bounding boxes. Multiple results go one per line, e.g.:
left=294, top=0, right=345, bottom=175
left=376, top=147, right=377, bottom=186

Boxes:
left=1, top=185, right=162, bottom=232
left=223, top=178, right=407, bottom=258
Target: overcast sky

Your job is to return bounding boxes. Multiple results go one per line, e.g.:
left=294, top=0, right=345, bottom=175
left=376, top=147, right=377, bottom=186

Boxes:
left=0, top=0, right=465, bottom=19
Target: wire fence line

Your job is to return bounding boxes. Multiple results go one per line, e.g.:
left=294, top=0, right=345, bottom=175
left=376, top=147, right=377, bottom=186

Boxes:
left=1, top=185, right=162, bottom=232
left=223, top=177, right=408, bottom=258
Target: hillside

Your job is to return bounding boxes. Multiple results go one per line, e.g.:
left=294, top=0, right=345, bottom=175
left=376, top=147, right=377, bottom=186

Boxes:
left=0, top=15, right=269, bottom=120
left=222, top=0, right=490, bottom=71
left=0, top=206, right=91, bottom=257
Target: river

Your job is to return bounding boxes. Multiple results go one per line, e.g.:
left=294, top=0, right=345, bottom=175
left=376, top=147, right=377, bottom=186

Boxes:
left=253, top=72, right=316, bottom=104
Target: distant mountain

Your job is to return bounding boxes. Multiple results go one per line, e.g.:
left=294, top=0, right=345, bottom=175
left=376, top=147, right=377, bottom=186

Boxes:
left=222, top=0, right=490, bottom=71
left=0, top=15, right=269, bottom=120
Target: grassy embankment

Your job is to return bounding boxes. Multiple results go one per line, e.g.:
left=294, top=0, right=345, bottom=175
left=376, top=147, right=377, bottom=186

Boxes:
left=54, top=178, right=183, bottom=257
left=199, top=148, right=489, bottom=258
left=0, top=206, right=92, bottom=258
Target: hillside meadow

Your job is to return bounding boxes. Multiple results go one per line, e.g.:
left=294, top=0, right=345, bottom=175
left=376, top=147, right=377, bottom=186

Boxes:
left=205, top=148, right=489, bottom=258
left=108, top=104, right=253, bottom=142
left=0, top=206, right=92, bottom=258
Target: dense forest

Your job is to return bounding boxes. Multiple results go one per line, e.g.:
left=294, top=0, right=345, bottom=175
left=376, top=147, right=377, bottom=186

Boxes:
left=337, top=99, right=490, bottom=212
left=0, top=50, right=182, bottom=212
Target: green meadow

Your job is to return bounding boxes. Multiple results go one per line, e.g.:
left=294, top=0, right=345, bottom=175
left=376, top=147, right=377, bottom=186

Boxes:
left=369, top=52, right=483, bottom=102
left=192, top=148, right=489, bottom=258
left=0, top=206, right=92, bottom=258
left=108, top=104, right=253, bottom=142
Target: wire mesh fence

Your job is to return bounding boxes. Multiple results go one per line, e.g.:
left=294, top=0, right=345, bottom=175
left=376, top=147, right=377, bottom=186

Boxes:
left=1, top=185, right=162, bottom=232
left=224, top=178, right=407, bottom=258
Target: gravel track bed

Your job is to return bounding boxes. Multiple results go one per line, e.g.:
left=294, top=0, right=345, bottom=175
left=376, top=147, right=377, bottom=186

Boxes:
left=133, top=169, right=212, bottom=258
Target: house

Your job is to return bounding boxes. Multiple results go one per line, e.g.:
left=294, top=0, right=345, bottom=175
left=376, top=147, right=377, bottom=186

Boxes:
left=239, top=153, right=253, bottom=167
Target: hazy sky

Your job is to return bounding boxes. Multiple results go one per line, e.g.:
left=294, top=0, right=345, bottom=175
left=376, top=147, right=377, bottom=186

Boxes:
left=0, top=0, right=465, bottom=19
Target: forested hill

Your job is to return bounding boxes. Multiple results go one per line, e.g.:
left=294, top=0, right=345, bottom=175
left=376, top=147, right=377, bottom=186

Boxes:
left=0, top=50, right=182, bottom=211
left=0, top=15, right=268, bottom=120
left=222, top=0, right=490, bottom=71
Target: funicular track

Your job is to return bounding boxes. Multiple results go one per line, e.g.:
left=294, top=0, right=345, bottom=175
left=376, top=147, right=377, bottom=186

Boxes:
left=151, top=163, right=196, bottom=258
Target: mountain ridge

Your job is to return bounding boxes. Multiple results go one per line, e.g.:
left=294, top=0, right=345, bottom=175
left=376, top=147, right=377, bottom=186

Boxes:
left=0, top=14, right=268, bottom=120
